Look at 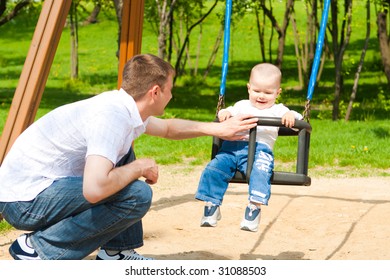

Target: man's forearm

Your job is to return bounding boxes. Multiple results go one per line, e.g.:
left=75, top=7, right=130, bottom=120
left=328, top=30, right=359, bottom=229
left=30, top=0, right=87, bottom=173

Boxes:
left=164, top=115, right=257, bottom=141
left=163, top=119, right=213, bottom=140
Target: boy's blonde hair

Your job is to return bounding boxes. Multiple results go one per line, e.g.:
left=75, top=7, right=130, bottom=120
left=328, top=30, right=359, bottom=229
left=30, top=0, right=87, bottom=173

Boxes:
left=121, top=54, right=175, bottom=100
left=250, top=63, right=282, bottom=86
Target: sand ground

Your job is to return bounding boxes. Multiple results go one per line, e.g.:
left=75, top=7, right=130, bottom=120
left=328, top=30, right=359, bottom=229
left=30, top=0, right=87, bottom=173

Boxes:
left=1, top=165, right=389, bottom=260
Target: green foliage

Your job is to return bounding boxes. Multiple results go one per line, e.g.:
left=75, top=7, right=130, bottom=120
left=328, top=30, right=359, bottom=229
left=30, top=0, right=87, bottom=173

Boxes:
left=276, top=120, right=390, bottom=174
left=0, top=2, right=389, bottom=179
left=0, top=219, right=12, bottom=233
left=134, top=118, right=390, bottom=178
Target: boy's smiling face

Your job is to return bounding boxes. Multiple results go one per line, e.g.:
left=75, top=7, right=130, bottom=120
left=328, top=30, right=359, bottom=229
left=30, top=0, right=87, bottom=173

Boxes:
left=247, top=73, right=281, bottom=110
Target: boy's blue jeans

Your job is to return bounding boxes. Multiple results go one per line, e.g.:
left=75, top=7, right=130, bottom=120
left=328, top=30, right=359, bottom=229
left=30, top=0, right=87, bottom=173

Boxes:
left=195, top=141, right=274, bottom=206
left=0, top=148, right=151, bottom=260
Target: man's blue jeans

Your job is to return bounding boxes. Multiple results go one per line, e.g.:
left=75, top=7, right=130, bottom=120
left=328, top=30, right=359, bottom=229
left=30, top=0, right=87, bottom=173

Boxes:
left=0, top=148, right=151, bottom=259
left=196, top=141, right=274, bottom=206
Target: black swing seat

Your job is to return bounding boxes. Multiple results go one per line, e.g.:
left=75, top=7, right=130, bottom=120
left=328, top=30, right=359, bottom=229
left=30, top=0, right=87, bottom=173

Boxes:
left=211, top=117, right=312, bottom=186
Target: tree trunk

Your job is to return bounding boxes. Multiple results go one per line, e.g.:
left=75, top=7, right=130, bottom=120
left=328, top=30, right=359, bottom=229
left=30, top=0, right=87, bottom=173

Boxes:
left=260, top=0, right=294, bottom=69
left=345, top=0, right=370, bottom=121
left=203, top=24, right=223, bottom=79
left=70, top=1, right=79, bottom=80
left=377, top=9, right=390, bottom=85
left=254, top=4, right=266, bottom=62
left=167, top=9, right=174, bottom=63
left=291, top=12, right=304, bottom=89
left=157, top=0, right=177, bottom=59
left=0, top=0, right=6, bottom=17
left=84, top=3, right=101, bottom=24
left=332, top=0, right=352, bottom=120
left=113, top=0, right=123, bottom=58
left=0, top=0, right=32, bottom=26
left=193, top=24, right=203, bottom=76
left=276, top=0, right=294, bottom=68
left=173, top=0, right=218, bottom=82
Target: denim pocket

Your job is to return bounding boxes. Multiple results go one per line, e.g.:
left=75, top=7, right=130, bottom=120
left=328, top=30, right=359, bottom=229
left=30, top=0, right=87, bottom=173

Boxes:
left=2, top=200, right=47, bottom=231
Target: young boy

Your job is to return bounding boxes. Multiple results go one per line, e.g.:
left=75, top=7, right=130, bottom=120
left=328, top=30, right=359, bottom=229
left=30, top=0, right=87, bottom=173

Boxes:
left=195, top=63, right=302, bottom=232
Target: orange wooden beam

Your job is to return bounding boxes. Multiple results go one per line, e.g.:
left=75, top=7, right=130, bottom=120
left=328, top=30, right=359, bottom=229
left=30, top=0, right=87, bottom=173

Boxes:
left=0, top=0, right=72, bottom=163
left=117, top=0, right=144, bottom=88
left=0, top=0, right=145, bottom=164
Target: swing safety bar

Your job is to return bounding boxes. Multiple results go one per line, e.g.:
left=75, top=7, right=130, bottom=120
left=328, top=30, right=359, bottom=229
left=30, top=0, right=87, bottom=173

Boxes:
left=211, top=117, right=312, bottom=186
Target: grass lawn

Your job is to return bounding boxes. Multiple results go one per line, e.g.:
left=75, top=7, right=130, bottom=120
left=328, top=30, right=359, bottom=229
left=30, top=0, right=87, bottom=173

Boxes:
left=0, top=3, right=389, bottom=178
left=0, top=2, right=389, bottom=235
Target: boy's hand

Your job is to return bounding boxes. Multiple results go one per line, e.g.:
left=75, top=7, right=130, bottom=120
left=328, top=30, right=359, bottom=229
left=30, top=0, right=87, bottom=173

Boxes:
left=218, top=111, right=232, bottom=122
left=281, top=111, right=296, bottom=128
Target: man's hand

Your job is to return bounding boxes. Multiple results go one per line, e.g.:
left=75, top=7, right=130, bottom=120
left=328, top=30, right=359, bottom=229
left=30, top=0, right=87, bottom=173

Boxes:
left=216, top=114, right=258, bottom=140
left=133, top=158, right=159, bottom=185
left=83, top=155, right=158, bottom=203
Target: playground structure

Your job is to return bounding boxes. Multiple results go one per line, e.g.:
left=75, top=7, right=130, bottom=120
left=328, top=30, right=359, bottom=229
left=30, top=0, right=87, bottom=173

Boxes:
left=0, top=0, right=145, bottom=164
left=210, top=0, right=331, bottom=186
left=0, top=0, right=331, bottom=184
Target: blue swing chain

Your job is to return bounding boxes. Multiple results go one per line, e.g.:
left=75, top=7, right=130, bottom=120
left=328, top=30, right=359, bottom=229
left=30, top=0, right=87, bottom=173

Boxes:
left=304, top=0, right=331, bottom=121
left=216, top=0, right=232, bottom=117
left=216, top=0, right=330, bottom=122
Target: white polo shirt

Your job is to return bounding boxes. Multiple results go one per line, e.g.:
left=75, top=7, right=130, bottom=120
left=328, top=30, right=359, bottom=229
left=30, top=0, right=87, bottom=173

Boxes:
left=0, top=89, right=148, bottom=202
left=218, top=100, right=302, bottom=149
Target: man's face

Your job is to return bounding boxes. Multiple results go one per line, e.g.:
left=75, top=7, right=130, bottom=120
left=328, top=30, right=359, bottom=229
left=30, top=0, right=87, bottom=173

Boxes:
left=155, top=74, right=173, bottom=116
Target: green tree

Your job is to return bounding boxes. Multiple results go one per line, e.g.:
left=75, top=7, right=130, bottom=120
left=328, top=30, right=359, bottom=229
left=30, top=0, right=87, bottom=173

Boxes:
left=0, top=0, right=32, bottom=26
left=376, top=0, right=390, bottom=86
left=345, top=0, right=370, bottom=121
left=330, top=0, right=353, bottom=120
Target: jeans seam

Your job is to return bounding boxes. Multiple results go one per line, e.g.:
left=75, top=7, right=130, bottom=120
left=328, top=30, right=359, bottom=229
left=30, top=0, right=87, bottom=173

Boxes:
left=206, top=165, right=233, bottom=180
left=58, top=201, right=141, bottom=259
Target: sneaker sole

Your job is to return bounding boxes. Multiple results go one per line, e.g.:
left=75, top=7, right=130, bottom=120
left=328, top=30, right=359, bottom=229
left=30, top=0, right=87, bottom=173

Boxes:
left=8, top=248, right=21, bottom=260
left=240, top=225, right=258, bottom=232
left=9, top=245, right=39, bottom=260
left=200, top=221, right=217, bottom=227
left=9, top=235, right=40, bottom=260
left=200, top=215, right=220, bottom=227
left=200, top=207, right=221, bottom=227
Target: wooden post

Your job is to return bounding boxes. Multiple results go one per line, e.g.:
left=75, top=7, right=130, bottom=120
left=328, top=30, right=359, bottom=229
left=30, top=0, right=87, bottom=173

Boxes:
left=117, top=0, right=144, bottom=88
left=0, top=0, right=145, bottom=164
left=0, top=0, right=72, bottom=164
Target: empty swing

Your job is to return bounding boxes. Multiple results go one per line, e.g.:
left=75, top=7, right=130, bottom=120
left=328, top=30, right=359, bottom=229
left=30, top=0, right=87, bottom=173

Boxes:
left=211, top=0, right=330, bottom=186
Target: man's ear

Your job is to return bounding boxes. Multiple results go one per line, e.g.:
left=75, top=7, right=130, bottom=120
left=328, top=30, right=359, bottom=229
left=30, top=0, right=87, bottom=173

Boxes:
left=148, top=85, right=160, bottom=99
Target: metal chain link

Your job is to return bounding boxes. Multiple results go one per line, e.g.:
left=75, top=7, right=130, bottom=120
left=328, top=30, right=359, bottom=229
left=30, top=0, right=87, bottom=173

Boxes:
left=215, top=95, right=225, bottom=118
left=303, top=99, right=311, bottom=123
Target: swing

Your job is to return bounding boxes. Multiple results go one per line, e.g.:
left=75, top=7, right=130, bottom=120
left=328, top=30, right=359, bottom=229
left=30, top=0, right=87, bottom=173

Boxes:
left=211, top=0, right=330, bottom=186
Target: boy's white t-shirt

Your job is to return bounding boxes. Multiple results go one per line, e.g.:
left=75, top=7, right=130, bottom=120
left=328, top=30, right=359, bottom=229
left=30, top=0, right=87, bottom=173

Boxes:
left=0, top=89, right=148, bottom=202
left=218, top=100, right=302, bottom=149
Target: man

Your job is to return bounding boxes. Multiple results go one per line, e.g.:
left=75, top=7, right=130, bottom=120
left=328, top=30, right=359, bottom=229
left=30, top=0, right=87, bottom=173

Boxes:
left=0, top=54, right=257, bottom=260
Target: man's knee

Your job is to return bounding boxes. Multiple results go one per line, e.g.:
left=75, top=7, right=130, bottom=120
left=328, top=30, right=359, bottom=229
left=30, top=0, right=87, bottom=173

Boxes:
left=123, top=180, right=153, bottom=215
left=132, top=180, right=153, bottom=205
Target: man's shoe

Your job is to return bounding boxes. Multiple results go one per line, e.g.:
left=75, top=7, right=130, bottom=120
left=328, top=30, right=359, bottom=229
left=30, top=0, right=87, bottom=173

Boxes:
left=200, top=202, right=221, bottom=227
left=9, top=234, right=41, bottom=260
left=96, top=249, right=154, bottom=260
left=240, top=203, right=261, bottom=232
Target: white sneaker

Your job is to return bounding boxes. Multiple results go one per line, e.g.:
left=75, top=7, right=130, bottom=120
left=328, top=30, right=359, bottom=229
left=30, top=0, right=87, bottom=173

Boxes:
left=240, top=203, right=261, bottom=232
left=200, top=202, right=221, bottom=227
left=9, top=234, right=41, bottom=260
left=96, top=249, right=154, bottom=260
